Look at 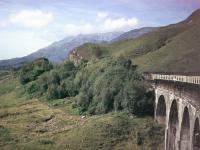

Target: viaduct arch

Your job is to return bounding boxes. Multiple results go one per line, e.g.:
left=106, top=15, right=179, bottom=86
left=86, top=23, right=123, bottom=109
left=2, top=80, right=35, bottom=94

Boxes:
left=167, top=100, right=179, bottom=150
left=180, top=107, right=190, bottom=150
left=156, top=95, right=166, bottom=124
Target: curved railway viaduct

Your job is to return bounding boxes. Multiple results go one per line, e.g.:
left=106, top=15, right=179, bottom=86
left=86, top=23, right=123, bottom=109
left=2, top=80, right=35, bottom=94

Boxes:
left=145, top=73, right=200, bottom=150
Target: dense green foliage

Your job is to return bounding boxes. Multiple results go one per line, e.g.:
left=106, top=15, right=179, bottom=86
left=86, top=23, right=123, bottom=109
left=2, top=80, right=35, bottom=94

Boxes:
left=74, top=58, right=153, bottom=115
left=22, top=61, right=78, bottom=99
left=20, top=57, right=154, bottom=116
left=19, top=58, right=53, bottom=84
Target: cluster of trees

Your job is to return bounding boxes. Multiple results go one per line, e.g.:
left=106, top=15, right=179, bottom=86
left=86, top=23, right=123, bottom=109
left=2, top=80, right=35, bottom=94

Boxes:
left=22, top=60, right=78, bottom=99
left=19, top=58, right=53, bottom=84
left=19, top=57, right=154, bottom=116
left=74, top=58, right=154, bottom=115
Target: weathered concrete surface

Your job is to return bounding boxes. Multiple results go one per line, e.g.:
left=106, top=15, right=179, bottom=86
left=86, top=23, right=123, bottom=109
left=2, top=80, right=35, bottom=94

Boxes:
left=154, top=80, right=200, bottom=150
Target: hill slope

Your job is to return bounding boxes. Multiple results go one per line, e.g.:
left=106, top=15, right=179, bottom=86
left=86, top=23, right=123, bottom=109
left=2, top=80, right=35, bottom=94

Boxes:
left=74, top=9, right=200, bottom=73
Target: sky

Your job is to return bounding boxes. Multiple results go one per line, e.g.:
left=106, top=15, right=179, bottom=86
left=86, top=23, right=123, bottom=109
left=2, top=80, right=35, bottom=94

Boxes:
left=0, top=0, right=200, bottom=60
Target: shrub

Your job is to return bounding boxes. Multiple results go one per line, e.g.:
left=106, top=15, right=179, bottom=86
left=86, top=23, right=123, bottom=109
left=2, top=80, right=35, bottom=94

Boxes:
left=19, top=58, right=53, bottom=84
left=39, top=139, right=54, bottom=145
left=47, top=84, right=59, bottom=100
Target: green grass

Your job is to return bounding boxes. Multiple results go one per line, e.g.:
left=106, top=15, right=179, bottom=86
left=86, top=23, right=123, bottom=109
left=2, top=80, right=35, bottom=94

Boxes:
left=47, top=97, right=80, bottom=115
left=0, top=77, right=27, bottom=108
left=0, top=71, right=10, bottom=80
left=0, top=78, right=17, bottom=97
left=56, top=113, right=165, bottom=150
left=0, top=125, right=11, bottom=145
left=4, top=113, right=164, bottom=150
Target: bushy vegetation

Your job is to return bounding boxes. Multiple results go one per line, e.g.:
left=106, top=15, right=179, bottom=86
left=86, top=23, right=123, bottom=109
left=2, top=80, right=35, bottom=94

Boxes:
left=74, top=58, right=154, bottom=115
left=20, top=57, right=154, bottom=116
left=19, top=58, right=53, bottom=84
left=23, top=61, right=78, bottom=99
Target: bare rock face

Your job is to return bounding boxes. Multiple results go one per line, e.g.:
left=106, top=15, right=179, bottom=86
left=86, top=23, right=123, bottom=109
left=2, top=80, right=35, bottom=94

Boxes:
left=68, top=49, right=83, bottom=66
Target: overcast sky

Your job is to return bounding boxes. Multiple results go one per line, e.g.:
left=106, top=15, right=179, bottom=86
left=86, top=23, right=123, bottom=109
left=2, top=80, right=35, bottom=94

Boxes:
left=0, top=0, right=200, bottom=60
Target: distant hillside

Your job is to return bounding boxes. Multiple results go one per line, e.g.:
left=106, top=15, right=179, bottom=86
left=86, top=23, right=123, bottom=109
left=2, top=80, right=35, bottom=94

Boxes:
left=112, top=27, right=159, bottom=42
left=73, top=9, right=200, bottom=73
left=0, top=32, right=123, bottom=70
left=0, top=56, right=36, bottom=70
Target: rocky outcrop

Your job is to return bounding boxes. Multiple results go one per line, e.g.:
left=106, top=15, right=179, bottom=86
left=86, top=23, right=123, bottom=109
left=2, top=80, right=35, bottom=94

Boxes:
left=68, top=49, right=83, bottom=66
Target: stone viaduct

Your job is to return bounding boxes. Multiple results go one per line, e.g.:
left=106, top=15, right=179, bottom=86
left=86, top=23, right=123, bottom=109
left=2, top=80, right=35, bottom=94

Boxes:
left=144, top=73, right=200, bottom=150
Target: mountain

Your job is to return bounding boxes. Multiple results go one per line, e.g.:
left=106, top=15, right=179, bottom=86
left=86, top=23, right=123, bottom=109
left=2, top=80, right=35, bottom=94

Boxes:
left=73, top=9, right=200, bottom=73
left=112, top=27, right=159, bottom=42
left=0, top=32, right=123, bottom=70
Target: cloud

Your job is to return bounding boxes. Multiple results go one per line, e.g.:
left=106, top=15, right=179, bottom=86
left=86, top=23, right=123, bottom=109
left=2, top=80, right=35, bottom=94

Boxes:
left=1, top=10, right=53, bottom=28
left=103, top=17, right=138, bottom=31
left=97, top=12, right=109, bottom=20
left=0, top=20, right=8, bottom=28
left=10, top=10, right=53, bottom=28
left=64, top=13, right=139, bottom=35
left=64, top=23, right=94, bottom=35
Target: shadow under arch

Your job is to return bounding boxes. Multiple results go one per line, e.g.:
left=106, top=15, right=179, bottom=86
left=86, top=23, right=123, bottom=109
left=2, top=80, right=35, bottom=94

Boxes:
left=180, top=107, right=190, bottom=150
left=156, top=95, right=166, bottom=124
left=193, top=117, right=200, bottom=150
left=167, top=100, right=179, bottom=150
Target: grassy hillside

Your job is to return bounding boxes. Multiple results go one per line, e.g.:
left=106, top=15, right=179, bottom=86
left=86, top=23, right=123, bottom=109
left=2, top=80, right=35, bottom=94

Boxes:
left=74, top=9, right=200, bottom=72
left=0, top=72, right=164, bottom=150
